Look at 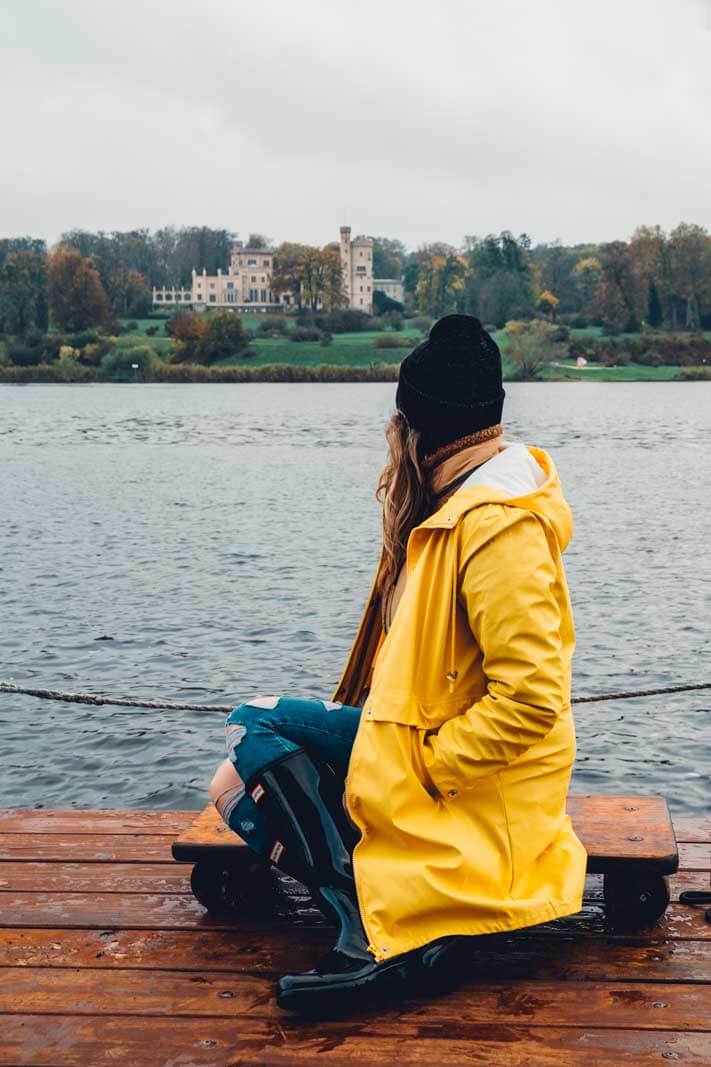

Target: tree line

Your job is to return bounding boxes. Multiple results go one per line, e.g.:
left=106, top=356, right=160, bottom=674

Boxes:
left=1, top=223, right=710, bottom=337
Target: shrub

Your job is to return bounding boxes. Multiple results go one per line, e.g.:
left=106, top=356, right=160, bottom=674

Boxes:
left=383, top=310, right=404, bottom=331
left=7, top=343, right=42, bottom=366
left=290, top=327, right=323, bottom=342
left=316, top=309, right=371, bottom=333
left=320, top=333, right=333, bottom=347
left=412, top=317, right=431, bottom=333
left=256, top=315, right=289, bottom=336
left=374, top=333, right=411, bottom=349
left=101, top=344, right=159, bottom=381
left=368, top=317, right=385, bottom=331
left=203, top=312, right=248, bottom=363
left=502, top=320, right=559, bottom=380
left=0, top=363, right=84, bottom=383
left=70, top=329, right=100, bottom=348
left=145, top=325, right=159, bottom=336
left=373, top=290, right=405, bottom=315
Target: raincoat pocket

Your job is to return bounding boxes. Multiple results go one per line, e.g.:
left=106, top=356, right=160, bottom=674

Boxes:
left=409, top=728, right=440, bottom=802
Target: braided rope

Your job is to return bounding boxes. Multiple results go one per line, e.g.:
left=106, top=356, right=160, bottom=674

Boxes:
left=1, top=678, right=710, bottom=714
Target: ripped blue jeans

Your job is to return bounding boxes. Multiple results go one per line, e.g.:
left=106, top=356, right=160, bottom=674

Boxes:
left=220, top=696, right=362, bottom=858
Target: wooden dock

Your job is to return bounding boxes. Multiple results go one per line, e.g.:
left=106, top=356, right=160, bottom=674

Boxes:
left=0, top=808, right=708, bottom=1065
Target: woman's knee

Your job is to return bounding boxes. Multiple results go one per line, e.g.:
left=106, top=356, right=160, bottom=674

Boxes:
left=209, top=758, right=244, bottom=818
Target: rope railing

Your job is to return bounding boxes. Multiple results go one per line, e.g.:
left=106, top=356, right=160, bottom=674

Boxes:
left=1, top=679, right=710, bottom=714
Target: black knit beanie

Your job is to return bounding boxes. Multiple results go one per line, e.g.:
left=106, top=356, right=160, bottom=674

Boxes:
left=395, top=314, right=505, bottom=455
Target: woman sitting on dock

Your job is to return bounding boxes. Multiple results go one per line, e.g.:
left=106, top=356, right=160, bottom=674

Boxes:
left=209, top=314, right=588, bottom=1014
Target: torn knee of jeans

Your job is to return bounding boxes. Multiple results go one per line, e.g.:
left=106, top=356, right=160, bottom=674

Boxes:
left=321, top=700, right=343, bottom=711
left=225, top=722, right=247, bottom=755
left=245, top=694, right=281, bottom=710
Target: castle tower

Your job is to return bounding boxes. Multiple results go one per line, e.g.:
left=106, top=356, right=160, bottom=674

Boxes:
left=339, top=226, right=352, bottom=306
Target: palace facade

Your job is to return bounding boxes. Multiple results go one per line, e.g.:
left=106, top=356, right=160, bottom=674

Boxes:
left=152, top=226, right=404, bottom=314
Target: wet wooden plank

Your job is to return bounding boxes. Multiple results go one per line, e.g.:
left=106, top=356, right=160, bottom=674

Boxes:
left=0, top=834, right=176, bottom=863
left=0, top=861, right=704, bottom=901
left=1, top=927, right=710, bottom=983
left=0, top=891, right=708, bottom=938
left=678, top=843, right=711, bottom=871
left=0, top=810, right=195, bottom=835
left=0, top=863, right=192, bottom=894
left=0, top=968, right=707, bottom=1029
left=0, top=835, right=702, bottom=873
left=673, top=817, right=711, bottom=844
left=173, top=797, right=680, bottom=874
left=0, top=1017, right=707, bottom=1067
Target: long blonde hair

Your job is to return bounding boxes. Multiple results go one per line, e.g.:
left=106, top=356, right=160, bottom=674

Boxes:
left=375, top=412, right=433, bottom=599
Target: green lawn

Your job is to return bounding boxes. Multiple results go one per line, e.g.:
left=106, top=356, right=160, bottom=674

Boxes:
left=217, top=328, right=424, bottom=368
left=539, top=360, right=682, bottom=381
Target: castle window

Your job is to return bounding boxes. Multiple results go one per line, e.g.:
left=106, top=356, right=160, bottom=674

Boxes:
left=248, top=258, right=257, bottom=266
left=263, top=259, right=270, bottom=267
left=251, top=276, right=257, bottom=282
left=227, top=282, right=234, bottom=289
left=209, top=295, right=216, bottom=303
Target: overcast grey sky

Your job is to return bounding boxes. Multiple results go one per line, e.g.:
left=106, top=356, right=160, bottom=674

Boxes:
left=2, top=0, right=710, bottom=250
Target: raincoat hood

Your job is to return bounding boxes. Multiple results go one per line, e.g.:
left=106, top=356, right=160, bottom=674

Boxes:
left=421, top=441, right=574, bottom=555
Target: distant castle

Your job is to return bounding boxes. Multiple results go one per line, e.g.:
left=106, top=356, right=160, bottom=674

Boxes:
left=152, top=226, right=404, bottom=314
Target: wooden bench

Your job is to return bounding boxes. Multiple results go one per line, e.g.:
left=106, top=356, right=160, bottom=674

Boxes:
left=172, top=794, right=679, bottom=930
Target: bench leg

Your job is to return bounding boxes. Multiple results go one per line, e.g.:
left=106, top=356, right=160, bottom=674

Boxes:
left=190, top=857, right=279, bottom=917
left=603, top=871, right=671, bottom=929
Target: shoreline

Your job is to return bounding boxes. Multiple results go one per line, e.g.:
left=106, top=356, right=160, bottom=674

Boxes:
left=1, top=368, right=707, bottom=385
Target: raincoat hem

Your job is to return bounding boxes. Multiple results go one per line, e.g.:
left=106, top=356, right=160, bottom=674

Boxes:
left=367, top=894, right=585, bottom=963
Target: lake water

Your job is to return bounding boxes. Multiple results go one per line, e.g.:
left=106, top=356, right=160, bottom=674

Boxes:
left=1, top=382, right=709, bottom=815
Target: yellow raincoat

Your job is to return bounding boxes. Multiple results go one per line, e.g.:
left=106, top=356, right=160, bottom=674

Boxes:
left=332, top=444, right=587, bottom=962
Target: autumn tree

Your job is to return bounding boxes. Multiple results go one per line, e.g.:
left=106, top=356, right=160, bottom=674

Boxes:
left=465, top=232, right=534, bottom=325
left=372, top=237, right=407, bottom=279
left=572, top=256, right=602, bottom=310
left=0, top=245, right=48, bottom=334
left=48, top=250, right=114, bottom=332
left=669, top=223, right=711, bottom=331
left=415, top=254, right=470, bottom=317
left=272, top=243, right=345, bottom=311
left=108, top=267, right=151, bottom=316
left=536, top=290, right=560, bottom=320
left=647, top=278, right=663, bottom=328
left=272, top=243, right=309, bottom=309
left=166, top=309, right=208, bottom=361
left=596, top=242, right=643, bottom=332
left=629, top=226, right=672, bottom=325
